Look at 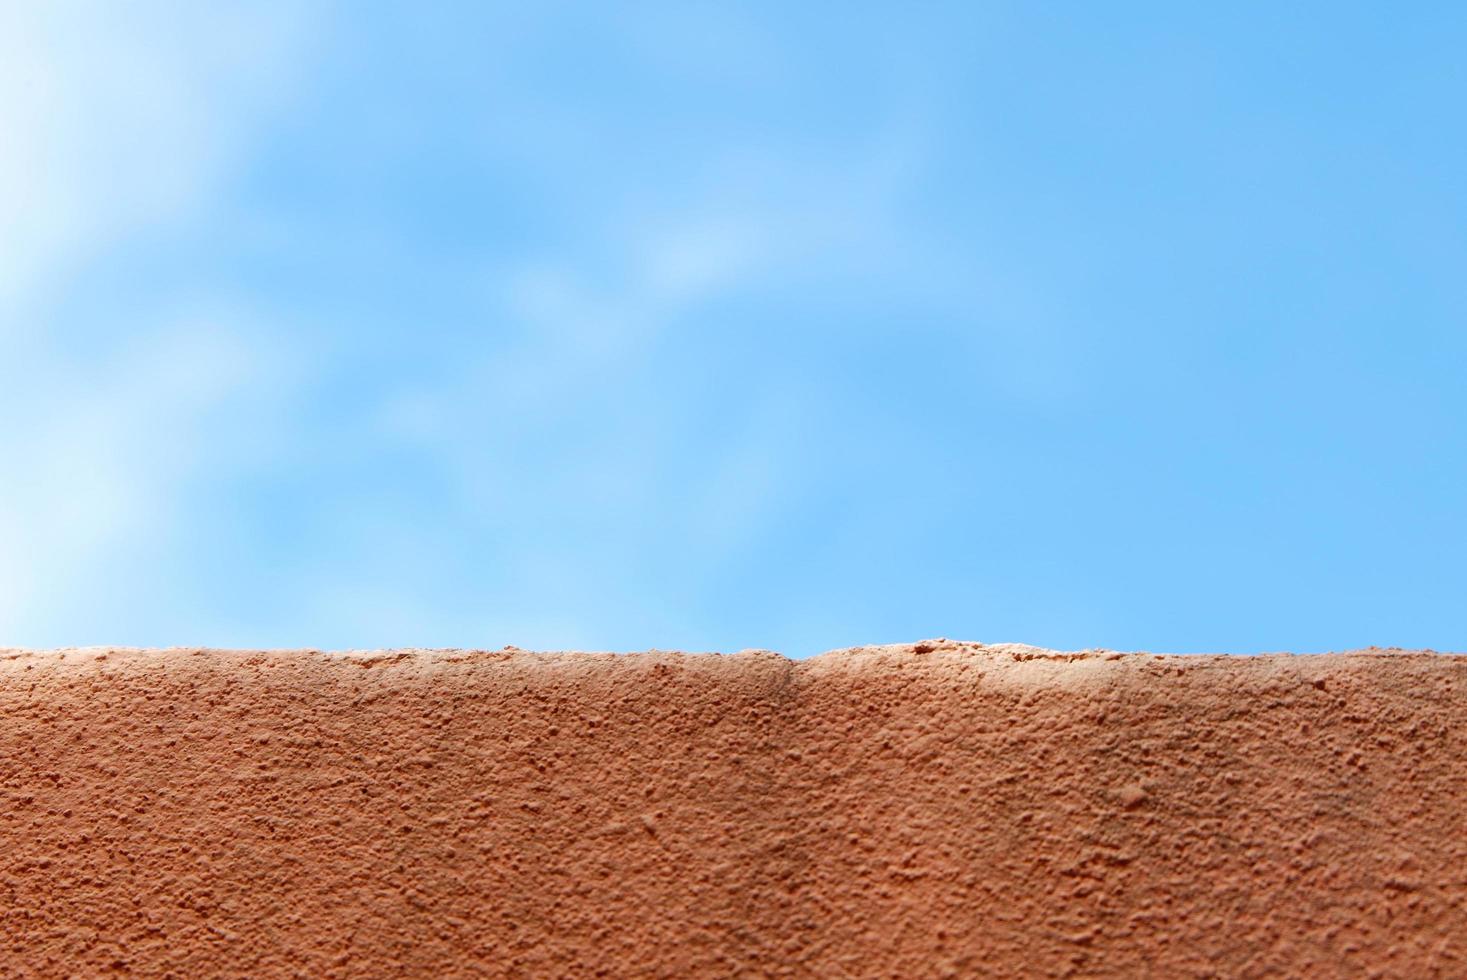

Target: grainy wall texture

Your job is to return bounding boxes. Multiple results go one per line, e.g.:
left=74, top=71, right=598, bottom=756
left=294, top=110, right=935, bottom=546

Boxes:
left=1, top=643, right=1464, bottom=977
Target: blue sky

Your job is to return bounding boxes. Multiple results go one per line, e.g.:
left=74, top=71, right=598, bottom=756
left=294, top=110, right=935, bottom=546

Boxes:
left=3, top=2, right=1464, bottom=655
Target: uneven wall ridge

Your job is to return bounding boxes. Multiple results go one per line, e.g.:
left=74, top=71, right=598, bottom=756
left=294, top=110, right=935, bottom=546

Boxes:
left=2, top=643, right=1465, bottom=977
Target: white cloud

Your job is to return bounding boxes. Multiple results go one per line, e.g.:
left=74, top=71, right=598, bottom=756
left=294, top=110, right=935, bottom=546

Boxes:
left=0, top=0, right=318, bottom=315
left=0, top=3, right=1040, bottom=650
left=362, top=162, right=898, bottom=599
left=0, top=320, right=274, bottom=638
left=0, top=2, right=318, bottom=643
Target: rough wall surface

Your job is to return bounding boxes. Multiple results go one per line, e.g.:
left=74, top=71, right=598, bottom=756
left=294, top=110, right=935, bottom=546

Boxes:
left=1, top=642, right=1464, bottom=978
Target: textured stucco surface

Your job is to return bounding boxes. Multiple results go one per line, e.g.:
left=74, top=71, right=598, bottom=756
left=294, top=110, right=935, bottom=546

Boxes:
left=2, top=642, right=1465, bottom=977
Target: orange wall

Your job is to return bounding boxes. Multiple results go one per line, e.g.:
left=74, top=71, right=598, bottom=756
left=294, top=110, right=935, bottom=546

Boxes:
left=3, top=643, right=1464, bottom=976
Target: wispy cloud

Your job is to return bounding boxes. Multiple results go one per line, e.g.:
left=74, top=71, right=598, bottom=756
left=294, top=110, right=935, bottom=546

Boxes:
left=0, top=2, right=318, bottom=643
left=337, top=142, right=951, bottom=648
left=0, top=1, right=317, bottom=314
left=0, top=2, right=990, bottom=651
left=0, top=319, right=277, bottom=638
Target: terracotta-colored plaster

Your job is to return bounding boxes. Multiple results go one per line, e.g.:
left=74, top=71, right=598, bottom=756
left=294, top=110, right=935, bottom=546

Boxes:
left=2, top=642, right=1464, bottom=976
